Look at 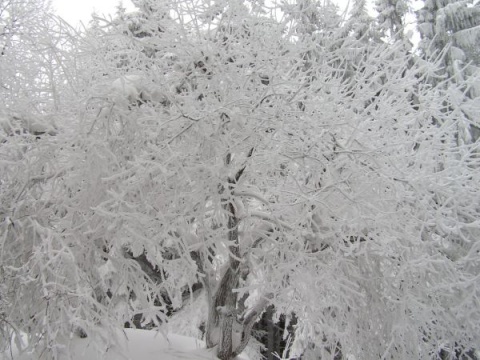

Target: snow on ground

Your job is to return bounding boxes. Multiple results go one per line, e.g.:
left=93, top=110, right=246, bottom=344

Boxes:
left=2, top=329, right=250, bottom=360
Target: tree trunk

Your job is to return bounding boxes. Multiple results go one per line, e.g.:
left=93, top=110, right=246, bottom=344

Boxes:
left=267, top=306, right=274, bottom=360
left=204, top=169, right=242, bottom=359
left=216, top=199, right=241, bottom=360
left=206, top=151, right=265, bottom=360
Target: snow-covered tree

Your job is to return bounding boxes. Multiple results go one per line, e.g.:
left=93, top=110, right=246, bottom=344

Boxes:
left=417, top=0, right=480, bottom=142
left=344, top=0, right=379, bottom=41
left=0, top=0, right=79, bottom=112
left=1, top=1, right=480, bottom=360
left=0, top=0, right=86, bottom=357
left=375, top=0, right=410, bottom=41
left=417, top=0, right=480, bottom=69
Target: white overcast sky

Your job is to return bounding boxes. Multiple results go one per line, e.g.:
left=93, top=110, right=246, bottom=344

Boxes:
left=52, top=0, right=354, bottom=26
left=51, top=0, right=419, bottom=46
left=51, top=0, right=136, bottom=26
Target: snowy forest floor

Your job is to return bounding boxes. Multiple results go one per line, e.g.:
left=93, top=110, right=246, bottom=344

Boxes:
left=2, top=329, right=250, bottom=360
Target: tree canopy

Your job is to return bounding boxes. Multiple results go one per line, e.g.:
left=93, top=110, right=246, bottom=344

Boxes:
left=1, top=0, right=479, bottom=359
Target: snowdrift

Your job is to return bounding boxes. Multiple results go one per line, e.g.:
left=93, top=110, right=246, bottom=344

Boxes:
left=3, top=329, right=250, bottom=360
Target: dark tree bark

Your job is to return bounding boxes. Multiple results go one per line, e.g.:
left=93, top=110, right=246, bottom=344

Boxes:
left=204, top=149, right=269, bottom=360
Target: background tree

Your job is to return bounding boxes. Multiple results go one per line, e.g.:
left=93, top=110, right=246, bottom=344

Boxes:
left=416, top=0, right=480, bottom=142
left=375, top=0, right=409, bottom=41
left=0, top=0, right=90, bottom=356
